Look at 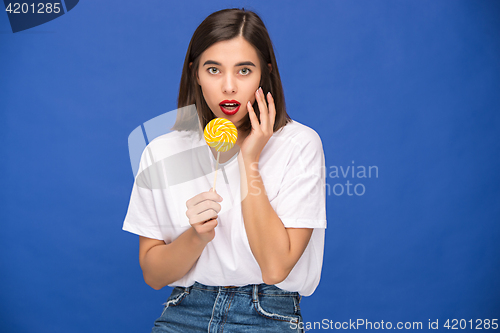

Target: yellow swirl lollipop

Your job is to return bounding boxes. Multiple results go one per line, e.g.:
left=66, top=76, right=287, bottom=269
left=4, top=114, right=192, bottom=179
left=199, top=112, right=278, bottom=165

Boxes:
left=204, top=118, right=238, bottom=191
left=204, top=118, right=238, bottom=152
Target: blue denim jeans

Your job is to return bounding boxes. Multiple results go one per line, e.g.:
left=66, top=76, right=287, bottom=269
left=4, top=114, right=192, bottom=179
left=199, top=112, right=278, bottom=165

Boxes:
left=151, top=281, right=304, bottom=332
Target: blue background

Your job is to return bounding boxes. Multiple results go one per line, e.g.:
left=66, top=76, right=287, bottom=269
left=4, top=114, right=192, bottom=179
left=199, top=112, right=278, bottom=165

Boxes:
left=1, top=0, right=499, bottom=332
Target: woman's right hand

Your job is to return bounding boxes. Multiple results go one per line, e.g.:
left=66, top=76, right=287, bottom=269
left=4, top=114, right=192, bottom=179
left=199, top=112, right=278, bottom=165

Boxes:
left=185, top=188, right=223, bottom=244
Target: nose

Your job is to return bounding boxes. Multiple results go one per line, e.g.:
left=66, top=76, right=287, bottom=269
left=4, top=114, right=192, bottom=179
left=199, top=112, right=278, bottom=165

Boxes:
left=222, top=73, right=237, bottom=94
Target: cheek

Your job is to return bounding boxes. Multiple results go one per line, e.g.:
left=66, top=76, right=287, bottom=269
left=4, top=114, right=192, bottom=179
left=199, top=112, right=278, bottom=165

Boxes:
left=250, top=80, right=260, bottom=96
left=200, top=84, right=214, bottom=103
left=207, top=90, right=219, bottom=107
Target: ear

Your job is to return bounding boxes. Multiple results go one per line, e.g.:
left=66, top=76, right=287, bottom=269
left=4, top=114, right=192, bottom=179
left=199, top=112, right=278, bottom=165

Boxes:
left=190, top=62, right=200, bottom=85
left=268, top=63, right=272, bottom=73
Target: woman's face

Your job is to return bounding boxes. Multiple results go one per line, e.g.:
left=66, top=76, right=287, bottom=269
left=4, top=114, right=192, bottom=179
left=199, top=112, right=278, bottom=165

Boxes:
left=196, top=36, right=262, bottom=130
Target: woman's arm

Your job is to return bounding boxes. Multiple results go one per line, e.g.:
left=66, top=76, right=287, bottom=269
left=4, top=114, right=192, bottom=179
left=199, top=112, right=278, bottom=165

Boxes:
left=239, top=153, right=313, bottom=285
left=238, top=88, right=314, bottom=285
left=139, top=228, right=208, bottom=289
left=139, top=189, right=223, bottom=290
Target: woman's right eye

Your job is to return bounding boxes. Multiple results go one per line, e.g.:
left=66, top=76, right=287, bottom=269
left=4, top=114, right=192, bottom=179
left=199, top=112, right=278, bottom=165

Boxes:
left=208, top=67, right=219, bottom=74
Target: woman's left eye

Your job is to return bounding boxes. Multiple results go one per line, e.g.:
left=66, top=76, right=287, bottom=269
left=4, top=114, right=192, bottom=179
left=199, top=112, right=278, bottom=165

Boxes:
left=240, top=68, right=252, bottom=75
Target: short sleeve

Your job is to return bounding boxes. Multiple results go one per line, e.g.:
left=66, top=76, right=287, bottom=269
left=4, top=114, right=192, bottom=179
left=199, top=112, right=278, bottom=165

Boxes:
left=122, top=145, right=164, bottom=240
left=274, top=128, right=327, bottom=229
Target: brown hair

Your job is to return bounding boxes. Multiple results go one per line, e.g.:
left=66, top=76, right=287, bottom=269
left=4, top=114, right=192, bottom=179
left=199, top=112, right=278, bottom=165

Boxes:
left=172, top=8, right=291, bottom=133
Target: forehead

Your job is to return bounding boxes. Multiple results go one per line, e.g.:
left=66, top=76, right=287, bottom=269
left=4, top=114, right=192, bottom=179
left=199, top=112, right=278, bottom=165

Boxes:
left=200, top=36, right=260, bottom=65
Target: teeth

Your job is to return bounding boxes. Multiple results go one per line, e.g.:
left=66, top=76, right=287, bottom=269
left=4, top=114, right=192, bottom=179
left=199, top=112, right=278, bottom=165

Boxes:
left=223, top=103, right=238, bottom=106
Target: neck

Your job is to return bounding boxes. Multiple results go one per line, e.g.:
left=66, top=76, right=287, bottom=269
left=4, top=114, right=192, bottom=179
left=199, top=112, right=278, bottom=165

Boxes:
left=236, top=128, right=249, bottom=147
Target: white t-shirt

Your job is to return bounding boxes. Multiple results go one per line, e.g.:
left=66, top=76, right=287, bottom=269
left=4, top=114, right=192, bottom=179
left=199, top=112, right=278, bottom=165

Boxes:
left=123, top=119, right=327, bottom=296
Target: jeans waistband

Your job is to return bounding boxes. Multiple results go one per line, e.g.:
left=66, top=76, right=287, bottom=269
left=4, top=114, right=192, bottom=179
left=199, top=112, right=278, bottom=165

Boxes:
left=182, top=281, right=301, bottom=301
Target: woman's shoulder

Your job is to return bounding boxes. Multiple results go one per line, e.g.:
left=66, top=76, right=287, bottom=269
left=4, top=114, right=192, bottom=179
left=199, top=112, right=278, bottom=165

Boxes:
left=149, top=129, right=198, bottom=144
left=141, top=130, right=201, bottom=161
left=274, top=119, right=323, bottom=150
left=147, top=129, right=201, bottom=149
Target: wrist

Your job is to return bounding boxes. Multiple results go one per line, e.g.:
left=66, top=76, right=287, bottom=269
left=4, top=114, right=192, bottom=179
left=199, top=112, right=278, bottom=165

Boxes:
left=190, top=227, right=210, bottom=247
left=242, top=157, right=260, bottom=170
left=240, top=150, right=260, bottom=165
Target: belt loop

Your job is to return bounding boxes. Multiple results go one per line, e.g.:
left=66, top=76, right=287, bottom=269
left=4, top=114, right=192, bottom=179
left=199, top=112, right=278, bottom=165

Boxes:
left=252, top=284, right=259, bottom=303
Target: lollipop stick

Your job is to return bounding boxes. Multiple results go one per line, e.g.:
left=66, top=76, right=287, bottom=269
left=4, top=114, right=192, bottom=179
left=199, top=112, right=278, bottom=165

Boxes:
left=212, top=151, right=220, bottom=192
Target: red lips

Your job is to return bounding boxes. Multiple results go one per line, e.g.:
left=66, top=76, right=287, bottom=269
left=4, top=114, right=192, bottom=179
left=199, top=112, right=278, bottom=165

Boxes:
left=219, top=100, right=241, bottom=115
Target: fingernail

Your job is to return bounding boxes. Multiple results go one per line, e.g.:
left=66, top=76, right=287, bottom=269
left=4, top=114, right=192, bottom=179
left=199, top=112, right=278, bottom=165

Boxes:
left=247, top=101, right=251, bottom=107
left=256, top=88, right=260, bottom=96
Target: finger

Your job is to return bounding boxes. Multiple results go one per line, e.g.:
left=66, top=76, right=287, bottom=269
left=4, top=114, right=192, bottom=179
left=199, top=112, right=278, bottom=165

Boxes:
left=196, top=218, right=218, bottom=233
left=199, top=209, right=218, bottom=222
left=247, top=101, right=261, bottom=131
left=186, top=190, right=222, bottom=208
left=208, top=188, right=223, bottom=201
left=193, top=200, right=221, bottom=216
left=190, top=209, right=218, bottom=225
left=267, top=92, right=276, bottom=131
left=255, top=87, right=268, bottom=129
left=186, top=198, right=220, bottom=219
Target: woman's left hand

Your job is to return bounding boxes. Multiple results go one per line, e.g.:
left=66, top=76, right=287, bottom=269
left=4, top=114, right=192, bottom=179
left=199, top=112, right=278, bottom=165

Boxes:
left=239, top=87, right=276, bottom=162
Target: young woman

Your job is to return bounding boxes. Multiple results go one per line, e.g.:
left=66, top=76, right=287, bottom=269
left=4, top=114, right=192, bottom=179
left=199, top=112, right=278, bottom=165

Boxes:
left=123, top=8, right=327, bottom=332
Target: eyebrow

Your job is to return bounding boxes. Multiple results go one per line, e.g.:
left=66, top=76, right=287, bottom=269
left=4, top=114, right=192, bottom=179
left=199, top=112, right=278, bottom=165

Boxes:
left=202, top=60, right=256, bottom=67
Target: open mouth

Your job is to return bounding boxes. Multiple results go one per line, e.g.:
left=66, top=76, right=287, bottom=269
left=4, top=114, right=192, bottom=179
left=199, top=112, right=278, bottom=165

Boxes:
left=219, top=100, right=241, bottom=115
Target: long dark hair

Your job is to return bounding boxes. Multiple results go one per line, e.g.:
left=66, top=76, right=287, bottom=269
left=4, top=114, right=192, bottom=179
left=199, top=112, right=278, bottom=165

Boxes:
left=172, top=8, right=291, bottom=133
